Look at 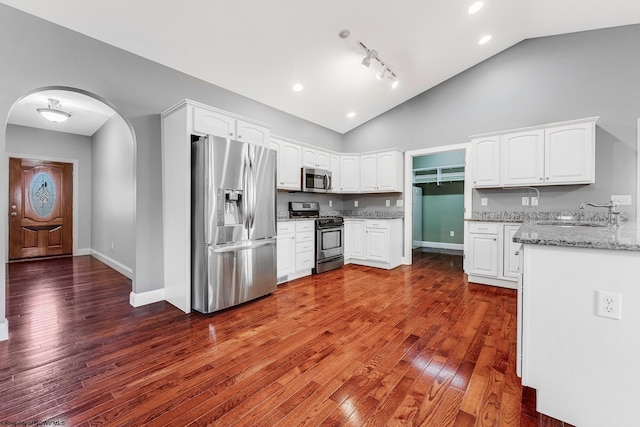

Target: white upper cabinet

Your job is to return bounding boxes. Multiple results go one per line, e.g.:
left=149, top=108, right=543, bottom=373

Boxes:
left=472, top=117, right=598, bottom=188
left=192, top=107, right=270, bottom=147
left=544, top=121, right=595, bottom=185
left=237, top=120, right=270, bottom=146
left=273, top=138, right=302, bottom=191
left=302, top=147, right=331, bottom=169
left=471, top=136, right=501, bottom=187
left=502, top=129, right=545, bottom=186
left=339, top=155, right=360, bottom=192
left=330, top=154, right=340, bottom=192
left=192, top=108, right=236, bottom=138
left=360, top=154, right=378, bottom=192
left=359, top=151, right=403, bottom=192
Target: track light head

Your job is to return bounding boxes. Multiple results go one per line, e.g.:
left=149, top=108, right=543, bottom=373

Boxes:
left=361, top=49, right=377, bottom=68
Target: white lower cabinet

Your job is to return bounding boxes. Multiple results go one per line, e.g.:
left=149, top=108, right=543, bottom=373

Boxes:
left=345, top=218, right=402, bottom=269
left=503, top=225, right=521, bottom=278
left=466, top=221, right=520, bottom=289
left=276, top=223, right=296, bottom=281
left=277, top=221, right=315, bottom=283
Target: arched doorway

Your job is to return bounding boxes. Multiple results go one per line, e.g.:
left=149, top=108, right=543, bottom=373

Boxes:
left=5, top=86, right=137, bottom=282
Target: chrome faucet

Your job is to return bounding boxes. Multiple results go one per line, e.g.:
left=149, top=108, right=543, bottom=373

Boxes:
left=579, top=200, right=621, bottom=228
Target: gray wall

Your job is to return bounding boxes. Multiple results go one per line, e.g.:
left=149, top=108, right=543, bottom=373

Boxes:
left=0, top=3, right=343, bottom=325
left=5, top=124, right=92, bottom=252
left=91, top=115, right=135, bottom=270
left=343, top=24, right=640, bottom=221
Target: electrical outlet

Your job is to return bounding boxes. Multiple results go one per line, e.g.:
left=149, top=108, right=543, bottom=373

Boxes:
left=385, top=200, right=390, bottom=207
left=481, top=198, right=488, bottom=206
left=611, top=195, right=632, bottom=206
left=522, top=197, right=529, bottom=206
left=396, top=200, right=403, bottom=207
left=450, top=231, right=454, bottom=237
left=354, top=200, right=358, bottom=207
left=531, top=197, right=539, bottom=206
left=111, top=242, right=115, bottom=250
left=595, top=290, right=622, bottom=320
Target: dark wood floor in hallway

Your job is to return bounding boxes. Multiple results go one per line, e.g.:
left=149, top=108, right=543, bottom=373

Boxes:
left=1, top=252, right=567, bottom=426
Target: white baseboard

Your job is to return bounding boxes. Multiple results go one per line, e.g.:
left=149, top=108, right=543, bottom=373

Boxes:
left=0, top=319, right=8, bottom=341
left=129, top=289, right=165, bottom=307
left=91, top=250, right=133, bottom=279
left=76, top=248, right=91, bottom=256
left=419, top=241, right=464, bottom=251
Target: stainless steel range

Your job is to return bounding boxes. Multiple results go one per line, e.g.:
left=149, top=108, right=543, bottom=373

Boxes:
left=288, top=202, right=344, bottom=274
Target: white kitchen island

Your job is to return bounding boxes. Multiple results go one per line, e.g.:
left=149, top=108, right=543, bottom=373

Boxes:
left=514, top=222, right=640, bottom=427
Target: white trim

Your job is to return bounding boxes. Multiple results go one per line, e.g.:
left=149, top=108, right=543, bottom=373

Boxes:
left=637, top=118, right=639, bottom=223
left=129, top=289, right=165, bottom=308
left=0, top=319, right=7, bottom=341
left=76, top=248, right=91, bottom=256
left=417, top=241, right=464, bottom=251
left=403, top=143, right=471, bottom=266
left=467, top=274, right=517, bottom=289
left=5, top=153, right=80, bottom=260
left=91, top=249, right=133, bottom=279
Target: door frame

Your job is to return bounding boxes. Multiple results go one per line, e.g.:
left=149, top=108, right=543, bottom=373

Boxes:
left=5, top=153, right=81, bottom=259
left=403, top=142, right=471, bottom=267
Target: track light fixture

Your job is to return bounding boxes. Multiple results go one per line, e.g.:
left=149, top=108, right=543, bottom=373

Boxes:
left=37, top=98, right=71, bottom=123
left=358, top=41, right=398, bottom=88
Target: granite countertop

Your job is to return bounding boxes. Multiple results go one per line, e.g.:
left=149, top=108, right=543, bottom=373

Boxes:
left=513, top=221, right=640, bottom=251
left=277, top=210, right=404, bottom=221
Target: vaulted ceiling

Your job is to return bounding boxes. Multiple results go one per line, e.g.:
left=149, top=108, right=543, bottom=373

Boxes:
left=2, top=0, right=640, bottom=134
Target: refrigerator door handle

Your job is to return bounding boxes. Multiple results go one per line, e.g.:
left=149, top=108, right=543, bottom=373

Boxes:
left=249, top=149, right=256, bottom=230
left=208, top=238, right=276, bottom=253
left=242, top=149, right=251, bottom=230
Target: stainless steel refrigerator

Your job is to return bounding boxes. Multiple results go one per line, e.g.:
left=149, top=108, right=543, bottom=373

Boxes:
left=191, top=135, right=277, bottom=314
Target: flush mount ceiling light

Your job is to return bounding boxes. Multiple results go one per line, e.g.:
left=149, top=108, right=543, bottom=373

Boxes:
left=357, top=41, right=399, bottom=89
left=292, top=83, right=304, bottom=92
left=37, top=98, right=71, bottom=123
left=347, top=112, right=356, bottom=118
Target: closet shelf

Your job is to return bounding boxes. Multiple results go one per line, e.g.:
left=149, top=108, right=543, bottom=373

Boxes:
left=413, top=164, right=465, bottom=185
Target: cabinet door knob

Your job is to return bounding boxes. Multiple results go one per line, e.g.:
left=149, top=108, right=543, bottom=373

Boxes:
left=515, top=251, right=520, bottom=255
left=539, top=177, right=543, bottom=181
left=10, top=212, right=17, bottom=217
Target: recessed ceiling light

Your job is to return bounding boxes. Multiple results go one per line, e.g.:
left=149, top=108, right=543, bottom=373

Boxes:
left=479, top=35, right=492, bottom=45
left=468, top=1, right=483, bottom=14
left=292, top=83, right=304, bottom=92
left=347, top=112, right=356, bottom=118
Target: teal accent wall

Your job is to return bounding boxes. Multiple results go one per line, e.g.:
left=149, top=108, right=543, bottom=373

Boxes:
left=413, top=151, right=465, bottom=169
left=419, top=181, right=464, bottom=244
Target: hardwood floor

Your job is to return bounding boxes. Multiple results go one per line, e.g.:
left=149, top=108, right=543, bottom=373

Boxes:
left=1, top=252, right=570, bottom=426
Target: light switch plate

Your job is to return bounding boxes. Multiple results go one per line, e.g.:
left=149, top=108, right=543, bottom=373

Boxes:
left=396, top=200, right=403, bottom=207
left=329, top=200, right=332, bottom=207
left=521, top=197, right=529, bottom=206
left=611, top=195, right=632, bottom=206
left=385, top=200, right=390, bottom=207
left=354, top=200, right=358, bottom=207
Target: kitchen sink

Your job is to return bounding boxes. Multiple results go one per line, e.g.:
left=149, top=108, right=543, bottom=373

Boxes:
left=535, top=220, right=606, bottom=227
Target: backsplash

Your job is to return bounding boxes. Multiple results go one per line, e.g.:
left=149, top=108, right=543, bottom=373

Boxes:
left=341, top=210, right=404, bottom=219
left=471, top=211, right=628, bottom=222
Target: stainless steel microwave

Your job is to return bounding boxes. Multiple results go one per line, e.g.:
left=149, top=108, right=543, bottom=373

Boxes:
left=301, top=167, right=332, bottom=193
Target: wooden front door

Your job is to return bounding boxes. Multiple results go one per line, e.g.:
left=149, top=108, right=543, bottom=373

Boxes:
left=9, top=158, right=73, bottom=260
